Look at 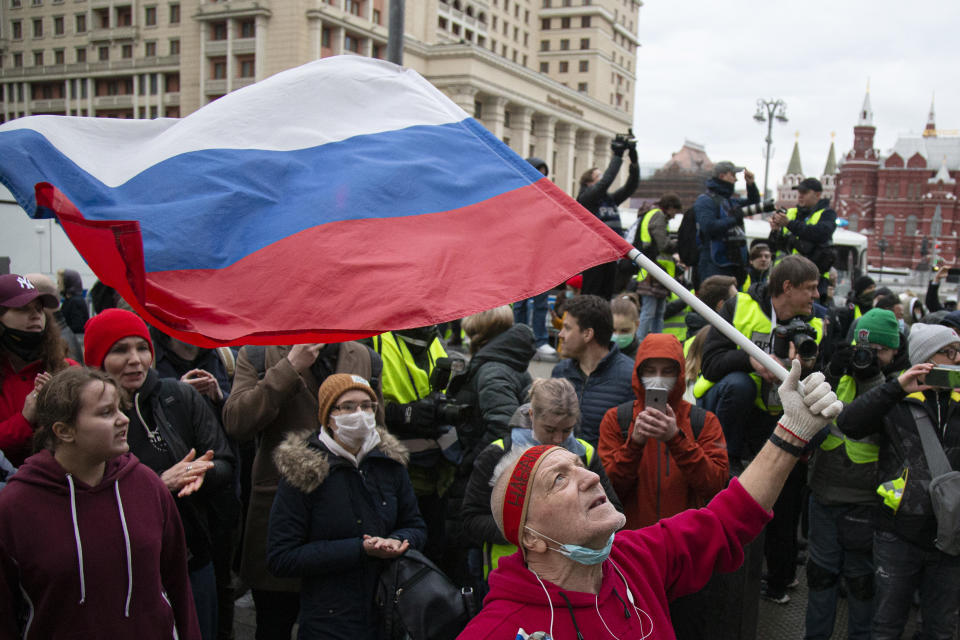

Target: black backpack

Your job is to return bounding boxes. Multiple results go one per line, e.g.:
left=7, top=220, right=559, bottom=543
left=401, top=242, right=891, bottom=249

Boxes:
left=616, top=400, right=707, bottom=441
left=376, top=549, right=475, bottom=640
left=675, top=206, right=700, bottom=268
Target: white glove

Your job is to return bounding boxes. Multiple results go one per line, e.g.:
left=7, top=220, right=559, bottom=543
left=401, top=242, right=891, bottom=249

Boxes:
left=777, top=360, right=843, bottom=443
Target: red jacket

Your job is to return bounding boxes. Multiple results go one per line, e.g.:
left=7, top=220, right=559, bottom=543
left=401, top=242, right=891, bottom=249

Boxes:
left=457, top=479, right=770, bottom=639
left=0, top=358, right=79, bottom=465
left=598, top=333, right=728, bottom=529
left=0, top=450, right=200, bottom=640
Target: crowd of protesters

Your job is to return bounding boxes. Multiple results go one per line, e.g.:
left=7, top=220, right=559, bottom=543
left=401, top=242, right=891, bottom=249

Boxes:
left=1, top=159, right=959, bottom=640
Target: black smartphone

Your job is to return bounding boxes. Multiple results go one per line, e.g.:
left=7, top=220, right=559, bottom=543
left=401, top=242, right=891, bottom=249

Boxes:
left=645, top=388, right=669, bottom=414
left=925, top=365, right=960, bottom=389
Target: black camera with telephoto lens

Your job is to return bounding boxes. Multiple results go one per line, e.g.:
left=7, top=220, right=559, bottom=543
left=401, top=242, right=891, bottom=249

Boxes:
left=850, top=345, right=877, bottom=373
left=733, top=199, right=778, bottom=217
left=426, top=357, right=472, bottom=428
left=772, top=317, right=819, bottom=360
left=614, top=128, right=637, bottom=147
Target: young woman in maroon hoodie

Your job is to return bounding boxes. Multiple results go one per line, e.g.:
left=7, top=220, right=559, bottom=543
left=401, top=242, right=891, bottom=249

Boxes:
left=0, top=367, right=201, bottom=640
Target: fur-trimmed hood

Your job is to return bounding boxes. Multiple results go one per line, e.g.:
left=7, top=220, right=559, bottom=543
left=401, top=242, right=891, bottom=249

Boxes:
left=273, top=427, right=409, bottom=493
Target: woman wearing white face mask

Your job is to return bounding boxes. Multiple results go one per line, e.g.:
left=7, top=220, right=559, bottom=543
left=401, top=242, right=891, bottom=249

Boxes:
left=268, top=374, right=427, bottom=639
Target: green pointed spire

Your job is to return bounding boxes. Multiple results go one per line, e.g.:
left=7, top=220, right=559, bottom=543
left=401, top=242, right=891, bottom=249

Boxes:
left=823, top=140, right=837, bottom=175
left=786, top=138, right=803, bottom=176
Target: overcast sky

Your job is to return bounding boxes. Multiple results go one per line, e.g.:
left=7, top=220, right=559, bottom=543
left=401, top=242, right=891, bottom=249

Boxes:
left=631, top=0, right=959, bottom=195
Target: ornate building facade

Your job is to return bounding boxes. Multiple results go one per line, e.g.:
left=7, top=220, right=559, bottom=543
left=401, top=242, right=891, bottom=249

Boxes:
left=776, top=133, right=838, bottom=209
left=0, top=0, right=641, bottom=195
left=835, top=92, right=959, bottom=270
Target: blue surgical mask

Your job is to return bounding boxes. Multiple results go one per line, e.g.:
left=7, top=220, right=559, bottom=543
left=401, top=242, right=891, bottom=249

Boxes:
left=525, top=527, right=614, bottom=565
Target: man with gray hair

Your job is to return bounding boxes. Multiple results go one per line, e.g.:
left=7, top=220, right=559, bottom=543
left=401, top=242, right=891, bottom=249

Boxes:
left=694, top=161, right=759, bottom=287
left=457, top=361, right=841, bottom=639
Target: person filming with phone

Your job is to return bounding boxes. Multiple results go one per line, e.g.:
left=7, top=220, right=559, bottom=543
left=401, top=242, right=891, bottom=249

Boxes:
left=835, top=323, right=960, bottom=639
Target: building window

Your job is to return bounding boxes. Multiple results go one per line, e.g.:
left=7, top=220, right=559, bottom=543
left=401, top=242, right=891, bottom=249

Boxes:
left=884, top=181, right=898, bottom=198
left=559, top=60, right=568, bottom=72
left=438, top=16, right=447, bottom=29
left=165, top=72, right=179, bottom=92
left=504, top=110, right=511, bottom=127
left=577, top=82, right=587, bottom=92
left=169, top=38, right=180, bottom=55
left=116, top=6, right=132, bottom=27
left=578, top=59, right=588, bottom=72
left=451, top=23, right=460, bottom=35
left=539, top=61, right=548, bottom=72
left=210, top=21, right=227, bottom=40
left=53, top=47, right=63, bottom=63
left=239, top=19, right=255, bottom=38
left=53, top=16, right=64, bottom=35
left=32, top=18, right=42, bottom=37
left=121, top=43, right=132, bottom=57
left=372, top=9, right=381, bottom=24
left=321, top=28, right=330, bottom=48
left=542, top=0, right=550, bottom=6
left=11, top=20, right=22, bottom=39
left=582, top=16, right=591, bottom=27
left=33, top=50, right=42, bottom=65
left=98, top=45, right=108, bottom=60
left=540, top=39, right=549, bottom=51
left=75, top=13, right=85, bottom=32
left=580, top=37, right=589, bottom=49
left=210, top=57, right=226, bottom=79
left=344, top=34, right=359, bottom=53
left=13, top=52, right=22, bottom=67
left=559, top=38, right=569, bottom=50
left=237, top=55, right=254, bottom=77
left=346, top=0, right=361, bottom=15
left=145, top=6, right=156, bottom=26
left=541, top=18, right=550, bottom=29
left=560, top=16, right=570, bottom=28
left=169, top=3, right=180, bottom=24
left=10, top=0, right=22, bottom=7
left=94, top=8, right=109, bottom=28
left=906, top=215, right=918, bottom=236
left=473, top=99, right=482, bottom=119
left=145, top=40, right=156, bottom=56
left=75, top=46, right=85, bottom=62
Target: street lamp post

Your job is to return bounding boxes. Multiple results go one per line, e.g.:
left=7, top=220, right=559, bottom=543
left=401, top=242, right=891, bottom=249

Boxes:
left=877, top=238, right=889, bottom=283
left=753, top=99, right=789, bottom=201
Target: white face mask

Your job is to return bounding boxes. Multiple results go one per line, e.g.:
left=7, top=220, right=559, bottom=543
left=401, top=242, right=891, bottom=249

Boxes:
left=641, top=376, right=676, bottom=391
left=332, top=411, right=377, bottom=449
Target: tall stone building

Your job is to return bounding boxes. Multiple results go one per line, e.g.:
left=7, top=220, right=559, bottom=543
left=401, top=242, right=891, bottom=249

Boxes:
left=776, top=133, right=838, bottom=208
left=836, top=91, right=959, bottom=270
left=0, top=0, right=641, bottom=195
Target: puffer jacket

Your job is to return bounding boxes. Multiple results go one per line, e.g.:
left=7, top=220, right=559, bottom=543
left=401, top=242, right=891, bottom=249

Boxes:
left=551, top=344, right=634, bottom=447
left=837, top=378, right=960, bottom=549
left=598, top=333, right=728, bottom=529
left=694, top=177, right=760, bottom=269
left=267, top=428, right=426, bottom=640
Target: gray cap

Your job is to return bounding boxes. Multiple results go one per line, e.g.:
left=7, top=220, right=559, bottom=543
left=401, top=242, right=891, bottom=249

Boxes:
left=712, top=161, right=744, bottom=177
left=908, top=322, right=960, bottom=365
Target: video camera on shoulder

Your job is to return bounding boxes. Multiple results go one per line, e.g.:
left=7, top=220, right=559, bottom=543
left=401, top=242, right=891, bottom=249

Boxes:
left=772, top=318, right=818, bottom=360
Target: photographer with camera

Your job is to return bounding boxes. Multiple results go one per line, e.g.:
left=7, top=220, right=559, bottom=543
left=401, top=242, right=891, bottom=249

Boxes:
left=577, top=131, right=640, bottom=299
left=805, top=308, right=907, bottom=639
left=694, top=161, right=761, bottom=288
left=633, top=193, right=683, bottom=340
left=695, top=255, right=825, bottom=603
left=835, top=323, right=960, bottom=639
left=768, top=178, right=837, bottom=292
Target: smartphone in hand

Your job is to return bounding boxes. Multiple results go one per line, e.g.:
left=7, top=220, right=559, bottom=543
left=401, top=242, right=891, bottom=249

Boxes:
left=645, top=388, right=669, bottom=414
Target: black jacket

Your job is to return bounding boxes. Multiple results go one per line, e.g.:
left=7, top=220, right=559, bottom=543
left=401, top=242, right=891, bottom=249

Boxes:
left=268, top=429, right=426, bottom=640
left=576, top=155, right=639, bottom=234
left=837, top=379, right=960, bottom=549
left=127, top=369, right=237, bottom=569
left=767, top=197, right=837, bottom=257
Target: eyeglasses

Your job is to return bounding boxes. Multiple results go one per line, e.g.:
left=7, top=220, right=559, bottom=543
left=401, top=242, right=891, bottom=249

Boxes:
left=332, top=401, right=378, bottom=414
left=936, top=347, right=959, bottom=360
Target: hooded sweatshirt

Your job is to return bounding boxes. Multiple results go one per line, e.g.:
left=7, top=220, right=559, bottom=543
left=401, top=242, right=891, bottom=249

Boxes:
left=457, top=478, right=770, bottom=639
left=0, top=450, right=200, bottom=640
left=597, top=333, right=729, bottom=529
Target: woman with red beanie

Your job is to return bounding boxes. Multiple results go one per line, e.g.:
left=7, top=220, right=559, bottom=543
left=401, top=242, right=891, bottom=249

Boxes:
left=84, top=308, right=236, bottom=640
left=0, top=273, right=78, bottom=465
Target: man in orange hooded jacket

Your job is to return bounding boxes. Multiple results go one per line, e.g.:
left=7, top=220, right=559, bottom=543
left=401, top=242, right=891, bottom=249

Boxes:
left=598, top=332, right=729, bottom=530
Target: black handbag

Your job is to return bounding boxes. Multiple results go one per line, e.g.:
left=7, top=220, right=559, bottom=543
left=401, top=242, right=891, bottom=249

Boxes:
left=376, top=549, right=475, bottom=640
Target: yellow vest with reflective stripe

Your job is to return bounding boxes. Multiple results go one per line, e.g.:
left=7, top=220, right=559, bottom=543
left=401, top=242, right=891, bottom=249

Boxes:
left=484, top=437, right=595, bottom=576
left=372, top=333, right=447, bottom=404
left=776, top=207, right=829, bottom=276
left=636, top=208, right=677, bottom=281
left=693, top=293, right=823, bottom=414
left=661, top=290, right=690, bottom=342
left=820, top=375, right=880, bottom=463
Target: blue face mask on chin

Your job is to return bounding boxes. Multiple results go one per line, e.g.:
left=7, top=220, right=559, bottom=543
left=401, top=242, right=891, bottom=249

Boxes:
left=526, top=527, right=615, bottom=565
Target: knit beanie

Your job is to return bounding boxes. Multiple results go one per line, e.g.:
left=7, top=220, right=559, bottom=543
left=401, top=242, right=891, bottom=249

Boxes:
left=908, top=323, right=960, bottom=365
left=316, top=373, right=377, bottom=427
left=83, top=308, right=154, bottom=369
left=854, top=309, right=900, bottom=349
left=852, top=275, right=876, bottom=297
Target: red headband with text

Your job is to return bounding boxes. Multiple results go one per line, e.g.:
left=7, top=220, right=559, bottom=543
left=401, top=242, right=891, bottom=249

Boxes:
left=502, top=445, right=559, bottom=546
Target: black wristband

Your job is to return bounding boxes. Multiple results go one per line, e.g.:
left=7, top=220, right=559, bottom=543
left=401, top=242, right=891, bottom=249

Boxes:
left=768, top=432, right=804, bottom=457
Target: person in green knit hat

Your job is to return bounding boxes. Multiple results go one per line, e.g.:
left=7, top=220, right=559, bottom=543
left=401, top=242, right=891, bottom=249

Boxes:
left=805, top=307, right=906, bottom=636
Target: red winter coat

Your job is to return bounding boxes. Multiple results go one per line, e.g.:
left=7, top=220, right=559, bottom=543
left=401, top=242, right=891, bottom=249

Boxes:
left=598, top=333, right=728, bottom=529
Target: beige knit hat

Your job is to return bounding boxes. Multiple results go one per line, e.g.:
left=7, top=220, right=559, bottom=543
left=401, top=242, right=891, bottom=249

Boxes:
left=317, top=374, right=377, bottom=427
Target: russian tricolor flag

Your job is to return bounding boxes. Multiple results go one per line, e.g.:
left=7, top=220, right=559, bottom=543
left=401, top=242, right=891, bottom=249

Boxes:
left=0, top=56, right=630, bottom=346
